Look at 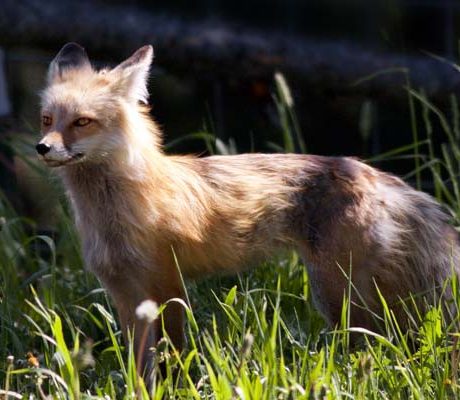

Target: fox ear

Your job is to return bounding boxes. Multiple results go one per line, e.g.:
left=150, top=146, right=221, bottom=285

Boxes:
left=111, top=45, right=154, bottom=104
left=48, top=43, right=91, bottom=83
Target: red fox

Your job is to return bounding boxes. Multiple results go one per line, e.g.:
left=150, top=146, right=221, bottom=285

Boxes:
left=37, top=43, right=459, bottom=373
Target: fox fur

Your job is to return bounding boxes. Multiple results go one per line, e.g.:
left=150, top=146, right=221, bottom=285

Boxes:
left=38, top=43, right=460, bottom=372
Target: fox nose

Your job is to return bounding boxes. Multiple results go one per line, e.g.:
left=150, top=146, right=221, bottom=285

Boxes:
left=36, top=142, right=51, bottom=155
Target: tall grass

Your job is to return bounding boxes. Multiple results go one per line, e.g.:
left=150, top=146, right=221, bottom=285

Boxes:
left=0, top=73, right=459, bottom=399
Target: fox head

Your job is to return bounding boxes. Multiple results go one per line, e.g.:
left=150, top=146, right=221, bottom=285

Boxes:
left=37, top=43, right=154, bottom=167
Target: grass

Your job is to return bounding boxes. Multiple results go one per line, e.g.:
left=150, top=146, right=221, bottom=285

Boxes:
left=0, top=73, right=460, bottom=399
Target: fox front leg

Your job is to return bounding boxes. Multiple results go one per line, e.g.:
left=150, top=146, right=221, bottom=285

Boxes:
left=100, top=267, right=185, bottom=379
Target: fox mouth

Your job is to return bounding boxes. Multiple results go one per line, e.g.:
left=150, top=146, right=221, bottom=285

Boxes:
left=43, top=152, right=85, bottom=167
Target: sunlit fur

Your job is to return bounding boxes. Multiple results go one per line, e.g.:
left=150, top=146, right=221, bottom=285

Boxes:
left=39, top=44, right=460, bottom=374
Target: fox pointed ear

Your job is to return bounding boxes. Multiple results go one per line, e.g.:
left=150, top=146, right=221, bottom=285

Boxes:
left=48, top=43, right=91, bottom=83
left=111, top=45, right=154, bottom=104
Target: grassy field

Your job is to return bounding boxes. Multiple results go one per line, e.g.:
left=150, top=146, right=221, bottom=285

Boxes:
left=1, top=76, right=460, bottom=399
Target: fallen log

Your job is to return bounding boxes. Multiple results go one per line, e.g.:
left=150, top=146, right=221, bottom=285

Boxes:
left=1, top=0, right=459, bottom=101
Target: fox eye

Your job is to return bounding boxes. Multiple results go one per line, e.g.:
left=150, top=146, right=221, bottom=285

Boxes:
left=73, top=117, right=92, bottom=127
left=42, top=115, right=52, bottom=126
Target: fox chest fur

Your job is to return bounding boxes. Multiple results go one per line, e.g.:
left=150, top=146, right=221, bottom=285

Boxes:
left=63, top=167, right=154, bottom=274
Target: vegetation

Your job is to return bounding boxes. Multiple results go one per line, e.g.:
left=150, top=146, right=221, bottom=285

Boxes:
left=0, top=75, right=459, bottom=399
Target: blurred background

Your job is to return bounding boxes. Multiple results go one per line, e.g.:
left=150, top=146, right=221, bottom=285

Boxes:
left=0, top=0, right=459, bottom=226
